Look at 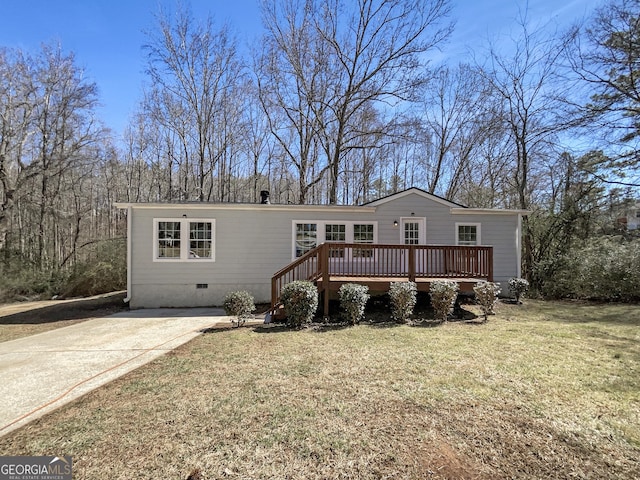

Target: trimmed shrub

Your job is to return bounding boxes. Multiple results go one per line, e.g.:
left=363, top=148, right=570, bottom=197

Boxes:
left=508, top=277, right=529, bottom=304
left=473, top=281, right=501, bottom=322
left=429, top=280, right=459, bottom=323
left=389, top=281, right=417, bottom=323
left=338, top=283, right=369, bottom=325
left=223, top=290, right=256, bottom=327
left=280, top=280, right=318, bottom=328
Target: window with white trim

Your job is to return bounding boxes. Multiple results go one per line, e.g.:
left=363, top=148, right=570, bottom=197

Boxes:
left=353, top=223, right=375, bottom=257
left=295, top=223, right=318, bottom=257
left=189, top=222, right=213, bottom=258
left=154, top=218, right=215, bottom=261
left=325, top=224, right=346, bottom=258
left=292, top=221, right=377, bottom=258
left=404, top=222, right=420, bottom=245
left=157, top=221, right=182, bottom=258
left=455, top=223, right=481, bottom=246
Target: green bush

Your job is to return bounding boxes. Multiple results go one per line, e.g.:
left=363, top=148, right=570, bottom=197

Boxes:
left=0, top=269, right=59, bottom=302
left=508, top=277, right=529, bottom=304
left=280, top=280, right=318, bottom=328
left=389, top=281, right=417, bottom=323
left=338, top=283, right=369, bottom=325
left=223, top=290, right=256, bottom=327
left=473, top=281, right=501, bottom=322
left=62, top=240, right=127, bottom=297
left=0, top=239, right=126, bottom=302
left=536, top=236, right=640, bottom=302
left=429, top=280, right=459, bottom=323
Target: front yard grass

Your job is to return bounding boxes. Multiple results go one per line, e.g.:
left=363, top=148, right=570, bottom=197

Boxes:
left=1, top=300, right=639, bottom=479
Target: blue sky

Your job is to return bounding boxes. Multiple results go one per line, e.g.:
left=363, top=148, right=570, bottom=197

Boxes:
left=0, top=0, right=601, bottom=138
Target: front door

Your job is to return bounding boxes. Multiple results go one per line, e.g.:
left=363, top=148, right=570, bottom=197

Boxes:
left=400, top=218, right=425, bottom=245
left=400, top=218, right=425, bottom=274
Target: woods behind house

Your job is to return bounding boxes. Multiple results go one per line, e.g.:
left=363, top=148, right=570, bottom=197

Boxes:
left=1, top=0, right=639, bottom=302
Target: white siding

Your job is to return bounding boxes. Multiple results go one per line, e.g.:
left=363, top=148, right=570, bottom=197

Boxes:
left=126, top=192, right=522, bottom=307
left=372, top=192, right=520, bottom=286
left=373, top=193, right=457, bottom=244
left=130, top=206, right=376, bottom=307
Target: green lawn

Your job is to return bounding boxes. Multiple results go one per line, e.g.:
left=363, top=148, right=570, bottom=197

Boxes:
left=1, top=300, right=639, bottom=479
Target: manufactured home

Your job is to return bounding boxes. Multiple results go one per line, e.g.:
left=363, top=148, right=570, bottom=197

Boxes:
left=115, top=188, right=528, bottom=315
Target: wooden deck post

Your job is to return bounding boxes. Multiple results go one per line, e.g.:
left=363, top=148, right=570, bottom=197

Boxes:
left=408, top=245, right=416, bottom=282
left=321, top=244, right=330, bottom=317
left=488, top=247, right=494, bottom=282
left=271, top=277, right=277, bottom=312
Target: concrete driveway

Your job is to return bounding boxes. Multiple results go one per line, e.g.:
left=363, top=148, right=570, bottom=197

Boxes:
left=0, top=308, right=247, bottom=437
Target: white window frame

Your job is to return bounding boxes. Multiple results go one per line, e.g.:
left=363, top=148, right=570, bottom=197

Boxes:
left=293, top=222, right=319, bottom=258
left=455, top=222, right=481, bottom=246
left=291, top=221, right=378, bottom=259
left=153, top=218, right=216, bottom=262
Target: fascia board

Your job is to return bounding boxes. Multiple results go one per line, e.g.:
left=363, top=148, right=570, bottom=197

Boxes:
left=450, top=208, right=531, bottom=215
left=113, top=202, right=375, bottom=213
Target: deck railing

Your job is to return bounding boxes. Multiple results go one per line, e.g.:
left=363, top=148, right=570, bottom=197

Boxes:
left=271, top=244, right=326, bottom=312
left=271, top=243, right=493, bottom=312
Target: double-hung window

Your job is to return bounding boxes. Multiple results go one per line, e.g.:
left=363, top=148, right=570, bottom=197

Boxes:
left=353, top=224, right=374, bottom=258
left=154, top=218, right=215, bottom=261
left=325, top=224, right=346, bottom=258
left=455, top=223, right=481, bottom=246
left=295, top=223, right=317, bottom=257
left=189, top=222, right=213, bottom=258
left=157, top=221, right=182, bottom=258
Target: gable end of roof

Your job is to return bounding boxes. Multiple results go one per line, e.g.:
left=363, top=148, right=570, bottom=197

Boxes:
left=363, top=187, right=467, bottom=208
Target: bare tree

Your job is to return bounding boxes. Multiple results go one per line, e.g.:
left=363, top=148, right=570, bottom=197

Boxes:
left=29, top=45, right=102, bottom=269
left=477, top=14, right=571, bottom=278
left=256, top=0, right=332, bottom=204
left=258, top=0, right=452, bottom=204
left=0, top=48, right=36, bottom=257
left=419, top=63, right=491, bottom=198
left=569, top=0, right=640, bottom=187
left=144, top=6, right=244, bottom=201
left=318, top=0, right=452, bottom=203
left=0, top=42, right=114, bottom=285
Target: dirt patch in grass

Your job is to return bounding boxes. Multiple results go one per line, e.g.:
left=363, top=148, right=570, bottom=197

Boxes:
left=1, top=300, right=639, bottom=479
left=0, top=292, right=128, bottom=342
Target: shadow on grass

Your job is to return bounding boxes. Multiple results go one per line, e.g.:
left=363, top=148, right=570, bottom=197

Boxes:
left=252, top=324, right=293, bottom=334
left=200, top=325, right=246, bottom=334
left=365, top=321, right=403, bottom=329
left=251, top=321, right=355, bottom=333
left=252, top=305, right=484, bottom=332
left=409, top=319, right=444, bottom=328
left=524, top=300, right=640, bottom=326
left=0, top=292, right=127, bottom=325
left=309, top=322, right=353, bottom=332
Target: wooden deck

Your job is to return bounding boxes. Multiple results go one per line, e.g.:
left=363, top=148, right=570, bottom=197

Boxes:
left=271, top=243, right=493, bottom=317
